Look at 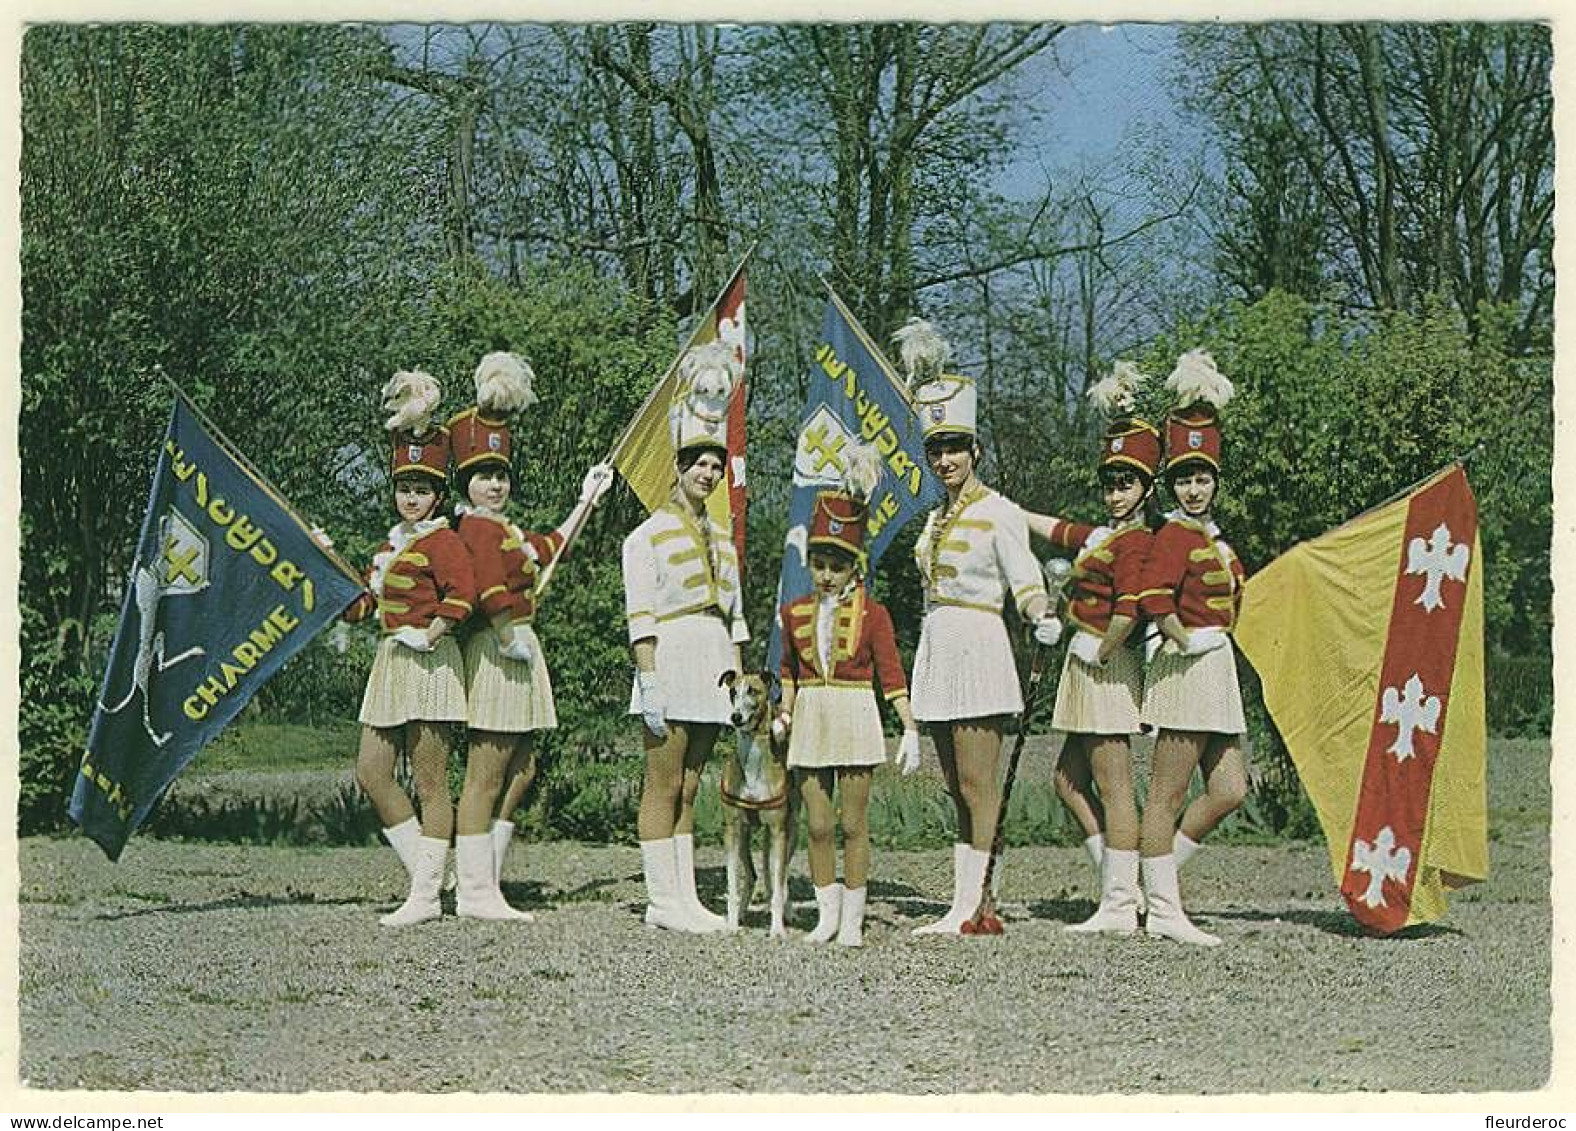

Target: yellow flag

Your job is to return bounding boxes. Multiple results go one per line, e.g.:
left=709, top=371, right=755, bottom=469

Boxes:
left=1234, top=465, right=1486, bottom=933
left=611, top=261, right=748, bottom=552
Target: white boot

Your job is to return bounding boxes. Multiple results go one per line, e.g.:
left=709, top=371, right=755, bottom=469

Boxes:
left=836, top=886, right=867, bottom=948
left=803, top=883, right=844, bottom=944
left=1066, top=847, right=1140, bottom=935
left=381, top=817, right=421, bottom=878
left=912, top=843, right=967, bottom=935
left=915, top=846, right=989, bottom=936
left=380, top=836, right=446, bottom=927
left=1141, top=854, right=1220, bottom=947
left=1174, top=830, right=1200, bottom=869
left=456, top=834, right=532, bottom=922
left=490, top=819, right=515, bottom=884
left=641, top=839, right=712, bottom=933
left=673, top=833, right=730, bottom=932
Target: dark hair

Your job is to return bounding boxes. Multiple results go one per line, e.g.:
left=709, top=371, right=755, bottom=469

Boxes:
left=1098, top=464, right=1153, bottom=491
left=1163, top=458, right=1220, bottom=489
left=392, top=471, right=448, bottom=520
left=808, top=542, right=858, bottom=570
left=677, top=444, right=728, bottom=473
left=455, top=460, right=513, bottom=501
left=923, top=433, right=984, bottom=468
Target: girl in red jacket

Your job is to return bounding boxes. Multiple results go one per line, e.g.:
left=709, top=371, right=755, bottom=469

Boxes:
left=1135, top=351, right=1247, bottom=947
left=447, top=352, right=613, bottom=922
left=338, top=371, right=476, bottom=927
left=1022, top=362, right=1162, bottom=936
left=776, top=449, right=919, bottom=947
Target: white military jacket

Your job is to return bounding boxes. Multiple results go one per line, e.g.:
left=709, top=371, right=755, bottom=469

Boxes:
left=914, top=483, right=1047, bottom=619
left=622, top=501, right=750, bottom=646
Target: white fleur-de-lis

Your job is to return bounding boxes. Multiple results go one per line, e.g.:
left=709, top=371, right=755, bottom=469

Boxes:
left=1350, top=826, right=1413, bottom=908
left=1405, top=522, right=1470, bottom=613
left=1378, top=674, right=1441, bottom=762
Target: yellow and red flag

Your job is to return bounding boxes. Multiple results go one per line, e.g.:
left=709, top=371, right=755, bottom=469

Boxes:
left=1233, top=464, right=1487, bottom=934
left=609, top=257, right=749, bottom=568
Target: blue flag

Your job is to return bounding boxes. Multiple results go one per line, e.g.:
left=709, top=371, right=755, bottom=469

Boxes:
left=767, top=290, right=944, bottom=668
left=70, top=396, right=365, bottom=860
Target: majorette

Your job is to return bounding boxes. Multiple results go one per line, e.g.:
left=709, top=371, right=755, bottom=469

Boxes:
left=1134, top=348, right=1249, bottom=947
left=776, top=441, right=919, bottom=947
left=896, top=317, right=1061, bottom=937
left=623, top=340, right=750, bottom=934
left=337, top=368, right=476, bottom=928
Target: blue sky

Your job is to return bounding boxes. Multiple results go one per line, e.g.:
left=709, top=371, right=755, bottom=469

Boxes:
left=996, top=23, right=1208, bottom=207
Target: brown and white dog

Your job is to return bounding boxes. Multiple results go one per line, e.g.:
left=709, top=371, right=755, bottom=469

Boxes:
left=718, top=670, right=797, bottom=937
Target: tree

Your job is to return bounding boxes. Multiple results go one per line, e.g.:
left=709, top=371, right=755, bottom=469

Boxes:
left=1179, top=23, right=1552, bottom=352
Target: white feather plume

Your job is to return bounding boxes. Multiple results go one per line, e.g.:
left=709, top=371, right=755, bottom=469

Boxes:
left=1166, top=349, right=1234, bottom=410
left=840, top=440, right=885, bottom=501
left=891, top=318, right=951, bottom=387
left=677, top=340, right=741, bottom=404
left=1087, top=360, right=1146, bottom=417
left=473, top=351, right=539, bottom=415
left=381, top=369, right=441, bottom=434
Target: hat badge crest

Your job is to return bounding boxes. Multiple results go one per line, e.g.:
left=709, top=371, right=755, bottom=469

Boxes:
left=1111, top=436, right=1125, bottom=452
left=929, top=404, right=945, bottom=424
left=828, top=519, right=844, bottom=535
left=1188, top=430, right=1204, bottom=449
left=408, top=444, right=422, bottom=462
left=488, top=433, right=502, bottom=451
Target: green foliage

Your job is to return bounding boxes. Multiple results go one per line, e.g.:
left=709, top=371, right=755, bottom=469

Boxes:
left=18, top=604, right=98, bottom=834
left=1485, top=652, right=1553, bottom=739
left=200, top=719, right=362, bottom=772
left=1147, top=290, right=1550, bottom=657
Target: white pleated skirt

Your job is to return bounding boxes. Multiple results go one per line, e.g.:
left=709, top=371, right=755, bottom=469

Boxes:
left=626, top=613, right=735, bottom=725
left=910, top=605, right=1023, bottom=723
left=787, top=685, right=886, bottom=769
left=358, top=634, right=468, bottom=729
left=1140, top=637, right=1247, bottom=735
left=1051, top=642, right=1145, bottom=735
left=464, top=623, right=557, bottom=734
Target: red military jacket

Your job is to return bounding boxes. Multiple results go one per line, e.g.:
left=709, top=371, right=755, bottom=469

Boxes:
left=455, top=509, right=564, bottom=625
left=1136, top=514, right=1246, bottom=630
left=1044, top=518, right=1152, bottom=636
left=778, top=588, right=908, bottom=702
left=344, top=522, right=476, bottom=632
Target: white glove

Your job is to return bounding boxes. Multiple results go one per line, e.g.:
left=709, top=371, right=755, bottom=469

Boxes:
left=1069, top=630, right=1104, bottom=667
left=580, top=463, right=616, bottom=507
left=897, top=730, right=921, bottom=776
left=308, top=525, right=334, bottom=551
left=636, top=671, right=668, bottom=739
left=770, top=710, right=792, bottom=745
left=392, top=625, right=433, bottom=652
left=1032, top=614, right=1063, bottom=647
left=499, top=623, right=534, bottom=664
left=327, top=622, right=351, bottom=655
left=1182, top=627, right=1229, bottom=656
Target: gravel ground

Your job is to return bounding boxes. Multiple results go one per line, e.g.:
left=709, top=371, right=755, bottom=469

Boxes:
left=18, top=740, right=1550, bottom=1096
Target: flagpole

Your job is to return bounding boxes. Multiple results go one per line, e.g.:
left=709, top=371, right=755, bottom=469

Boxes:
left=535, top=242, right=758, bottom=603
left=153, top=371, right=366, bottom=587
